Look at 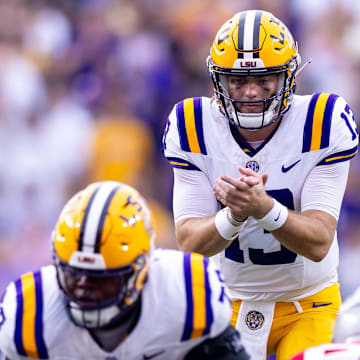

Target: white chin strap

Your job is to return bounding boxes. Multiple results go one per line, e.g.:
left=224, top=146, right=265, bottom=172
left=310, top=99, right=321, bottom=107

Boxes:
left=69, top=301, right=120, bottom=329
left=229, top=99, right=279, bottom=129
left=219, top=92, right=283, bottom=129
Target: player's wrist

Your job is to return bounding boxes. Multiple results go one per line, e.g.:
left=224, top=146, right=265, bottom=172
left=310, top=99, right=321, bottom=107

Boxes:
left=256, top=198, right=288, bottom=232
left=253, top=196, right=274, bottom=219
left=227, top=209, right=248, bottom=226
left=215, top=207, right=248, bottom=241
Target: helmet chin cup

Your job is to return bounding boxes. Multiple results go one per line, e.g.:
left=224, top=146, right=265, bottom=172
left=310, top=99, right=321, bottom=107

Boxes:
left=232, top=106, right=277, bottom=130
left=68, top=301, right=120, bottom=329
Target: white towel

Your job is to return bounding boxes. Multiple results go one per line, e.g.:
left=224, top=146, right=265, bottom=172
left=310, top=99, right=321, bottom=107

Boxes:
left=234, top=301, right=275, bottom=360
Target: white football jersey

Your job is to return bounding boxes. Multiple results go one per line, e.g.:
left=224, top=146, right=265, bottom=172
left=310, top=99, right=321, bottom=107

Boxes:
left=0, top=249, right=232, bottom=360
left=163, top=94, right=358, bottom=301
left=290, top=342, right=360, bottom=360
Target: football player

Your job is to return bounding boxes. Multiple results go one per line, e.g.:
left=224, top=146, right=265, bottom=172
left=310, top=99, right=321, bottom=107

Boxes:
left=0, top=181, right=249, bottom=360
left=290, top=287, right=360, bottom=359
left=162, top=9, right=359, bottom=360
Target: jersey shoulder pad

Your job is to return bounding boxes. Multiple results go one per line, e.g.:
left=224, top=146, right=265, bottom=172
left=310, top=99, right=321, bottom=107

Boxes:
left=148, top=250, right=232, bottom=344
left=302, top=93, right=358, bottom=164
left=163, top=97, right=208, bottom=169
left=318, top=95, right=358, bottom=165
left=0, top=267, right=53, bottom=359
left=179, top=252, right=232, bottom=342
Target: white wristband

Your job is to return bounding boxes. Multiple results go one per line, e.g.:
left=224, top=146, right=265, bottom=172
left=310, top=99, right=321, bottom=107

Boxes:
left=215, top=207, right=248, bottom=240
left=257, top=199, right=288, bottom=232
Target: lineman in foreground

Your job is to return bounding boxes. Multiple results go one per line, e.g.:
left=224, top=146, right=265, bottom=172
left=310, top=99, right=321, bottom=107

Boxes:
left=0, top=181, right=249, bottom=360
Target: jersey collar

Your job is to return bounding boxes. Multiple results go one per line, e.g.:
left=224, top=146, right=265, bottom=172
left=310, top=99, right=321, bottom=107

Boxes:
left=229, top=121, right=280, bottom=157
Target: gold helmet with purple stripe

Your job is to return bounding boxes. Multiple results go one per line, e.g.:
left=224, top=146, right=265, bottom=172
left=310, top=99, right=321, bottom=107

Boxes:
left=207, top=10, right=301, bottom=129
left=52, top=181, right=154, bottom=329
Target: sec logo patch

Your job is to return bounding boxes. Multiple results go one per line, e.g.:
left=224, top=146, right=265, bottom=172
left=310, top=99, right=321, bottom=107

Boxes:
left=245, top=161, right=260, bottom=172
left=245, top=310, right=264, bottom=330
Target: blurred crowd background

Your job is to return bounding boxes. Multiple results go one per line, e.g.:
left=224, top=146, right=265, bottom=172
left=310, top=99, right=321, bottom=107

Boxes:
left=0, top=0, right=359, bottom=299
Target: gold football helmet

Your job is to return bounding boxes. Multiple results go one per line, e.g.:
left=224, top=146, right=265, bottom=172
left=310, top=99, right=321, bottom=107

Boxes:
left=52, top=181, right=154, bottom=329
left=207, top=10, right=301, bottom=129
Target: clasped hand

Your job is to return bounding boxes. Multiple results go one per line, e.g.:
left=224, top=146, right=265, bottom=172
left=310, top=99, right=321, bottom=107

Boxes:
left=213, top=167, right=273, bottom=221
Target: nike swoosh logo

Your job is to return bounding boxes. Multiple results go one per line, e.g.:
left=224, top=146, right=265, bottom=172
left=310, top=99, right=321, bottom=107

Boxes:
left=281, top=159, right=301, bottom=173
left=274, top=211, right=281, bottom=222
left=143, top=350, right=165, bottom=360
left=312, top=302, right=333, bottom=308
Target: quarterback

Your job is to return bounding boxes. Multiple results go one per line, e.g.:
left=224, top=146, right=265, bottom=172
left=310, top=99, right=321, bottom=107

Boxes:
left=163, top=9, right=359, bottom=360
left=0, top=182, right=249, bottom=360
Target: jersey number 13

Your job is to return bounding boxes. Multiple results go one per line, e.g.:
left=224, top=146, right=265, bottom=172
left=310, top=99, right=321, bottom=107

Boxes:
left=225, top=189, right=297, bottom=265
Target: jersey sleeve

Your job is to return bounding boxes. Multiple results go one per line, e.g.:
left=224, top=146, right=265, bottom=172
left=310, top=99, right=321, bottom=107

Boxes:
left=180, top=252, right=232, bottom=342
left=316, top=95, right=358, bottom=166
left=299, top=94, right=358, bottom=217
left=173, top=167, right=218, bottom=222
left=0, top=282, right=23, bottom=360
left=0, top=271, right=49, bottom=360
left=301, top=161, right=349, bottom=219
left=162, top=97, right=208, bottom=172
left=163, top=98, right=218, bottom=221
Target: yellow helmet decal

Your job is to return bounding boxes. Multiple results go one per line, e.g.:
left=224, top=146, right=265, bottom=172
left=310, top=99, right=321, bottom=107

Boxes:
left=53, top=184, right=97, bottom=263
left=100, top=186, right=152, bottom=268
left=211, top=10, right=297, bottom=69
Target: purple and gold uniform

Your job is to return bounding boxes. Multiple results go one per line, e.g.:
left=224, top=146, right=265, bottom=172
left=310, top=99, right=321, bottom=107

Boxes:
left=0, top=181, right=241, bottom=360
left=163, top=11, right=358, bottom=360
left=0, top=250, right=232, bottom=360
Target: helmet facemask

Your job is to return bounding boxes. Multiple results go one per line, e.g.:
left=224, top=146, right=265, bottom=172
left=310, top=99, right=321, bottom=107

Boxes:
left=208, top=57, right=298, bottom=129
left=54, top=252, right=148, bottom=329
